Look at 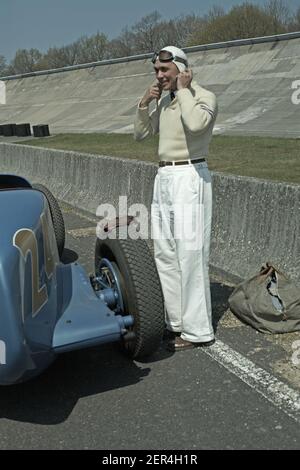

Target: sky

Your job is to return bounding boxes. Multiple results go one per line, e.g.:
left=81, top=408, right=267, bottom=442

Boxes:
left=0, top=0, right=299, bottom=62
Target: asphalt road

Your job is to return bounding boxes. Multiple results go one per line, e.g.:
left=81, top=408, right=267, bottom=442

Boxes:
left=0, top=203, right=299, bottom=450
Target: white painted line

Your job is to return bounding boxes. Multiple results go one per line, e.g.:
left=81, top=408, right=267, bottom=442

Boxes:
left=203, top=340, right=300, bottom=423
left=101, top=72, right=152, bottom=81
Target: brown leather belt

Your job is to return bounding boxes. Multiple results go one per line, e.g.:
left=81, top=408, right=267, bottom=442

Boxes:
left=159, top=158, right=206, bottom=167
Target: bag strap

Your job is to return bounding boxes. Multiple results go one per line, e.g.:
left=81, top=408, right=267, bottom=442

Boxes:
left=264, top=261, right=288, bottom=280
left=241, top=262, right=287, bottom=300
left=259, top=265, right=274, bottom=278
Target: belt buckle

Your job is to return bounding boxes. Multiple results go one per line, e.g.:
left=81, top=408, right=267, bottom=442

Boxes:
left=159, top=158, right=205, bottom=167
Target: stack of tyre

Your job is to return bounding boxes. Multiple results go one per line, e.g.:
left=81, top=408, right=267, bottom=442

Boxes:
left=0, top=123, right=50, bottom=137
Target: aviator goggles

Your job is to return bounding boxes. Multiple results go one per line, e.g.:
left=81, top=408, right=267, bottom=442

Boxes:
left=151, top=50, right=188, bottom=67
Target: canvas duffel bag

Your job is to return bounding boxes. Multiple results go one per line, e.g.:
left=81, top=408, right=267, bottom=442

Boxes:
left=228, top=262, right=300, bottom=334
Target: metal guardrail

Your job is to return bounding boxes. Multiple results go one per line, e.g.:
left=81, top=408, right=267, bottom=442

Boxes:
left=1, top=31, right=300, bottom=81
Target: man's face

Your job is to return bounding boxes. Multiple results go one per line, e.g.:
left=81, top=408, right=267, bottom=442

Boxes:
left=154, top=60, right=179, bottom=91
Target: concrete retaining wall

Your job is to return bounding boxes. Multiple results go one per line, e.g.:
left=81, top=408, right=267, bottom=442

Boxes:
left=0, top=142, right=299, bottom=283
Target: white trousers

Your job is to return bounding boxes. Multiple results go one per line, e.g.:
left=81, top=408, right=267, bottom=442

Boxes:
left=151, top=162, right=214, bottom=343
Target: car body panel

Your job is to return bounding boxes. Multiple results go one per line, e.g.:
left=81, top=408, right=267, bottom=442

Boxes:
left=0, top=180, right=133, bottom=385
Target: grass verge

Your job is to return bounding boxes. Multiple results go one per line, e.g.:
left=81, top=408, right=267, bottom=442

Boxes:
left=20, top=133, right=300, bottom=184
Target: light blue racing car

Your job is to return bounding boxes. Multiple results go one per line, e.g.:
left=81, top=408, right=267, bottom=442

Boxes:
left=0, top=174, right=164, bottom=385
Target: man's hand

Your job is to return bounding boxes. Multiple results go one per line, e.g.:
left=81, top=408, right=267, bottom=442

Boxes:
left=177, top=69, right=193, bottom=90
left=140, top=81, right=162, bottom=107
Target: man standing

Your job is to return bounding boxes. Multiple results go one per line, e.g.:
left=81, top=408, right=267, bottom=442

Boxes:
left=134, top=46, right=218, bottom=351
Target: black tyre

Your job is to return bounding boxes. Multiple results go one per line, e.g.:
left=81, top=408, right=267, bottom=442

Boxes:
left=95, top=238, right=165, bottom=359
left=33, top=183, right=65, bottom=258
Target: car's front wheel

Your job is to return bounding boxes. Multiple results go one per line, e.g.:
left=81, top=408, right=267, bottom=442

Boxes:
left=95, top=237, right=164, bottom=359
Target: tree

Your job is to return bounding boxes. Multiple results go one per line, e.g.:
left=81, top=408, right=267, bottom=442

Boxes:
left=41, top=42, right=80, bottom=69
left=156, top=15, right=206, bottom=49
left=0, top=55, right=7, bottom=75
left=296, top=6, right=300, bottom=26
left=5, top=3, right=298, bottom=73
left=227, top=3, right=276, bottom=38
left=76, top=32, right=109, bottom=63
left=295, top=7, right=300, bottom=27
left=205, top=5, right=226, bottom=22
left=263, top=0, right=290, bottom=33
left=264, top=0, right=291, bottom=30
left=152, top=19, right=179, bottom=50
left=188, top=2, right=287, bottom=46
left=107, top=28, right=137, bottom=58
left=109, top=11, right=205, bottom=57
left=10, top=48, right=43, bottom=74
left=288, top=6, right=300, bottom=31
left=131, top=11, right=162, bottom=53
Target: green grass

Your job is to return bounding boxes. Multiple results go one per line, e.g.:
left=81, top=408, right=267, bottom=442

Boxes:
left=20, top=133, right=300, bottom=184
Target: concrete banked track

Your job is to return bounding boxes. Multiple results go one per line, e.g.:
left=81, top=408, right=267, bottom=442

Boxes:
left=0, top=32, right=300, bottom=137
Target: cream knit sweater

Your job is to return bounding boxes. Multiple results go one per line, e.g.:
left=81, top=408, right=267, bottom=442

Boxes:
left=134, top=81, right=218, bottom=162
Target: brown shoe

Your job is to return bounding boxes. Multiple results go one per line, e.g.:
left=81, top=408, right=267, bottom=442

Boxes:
left=167, top=336, right=215, bottom=352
